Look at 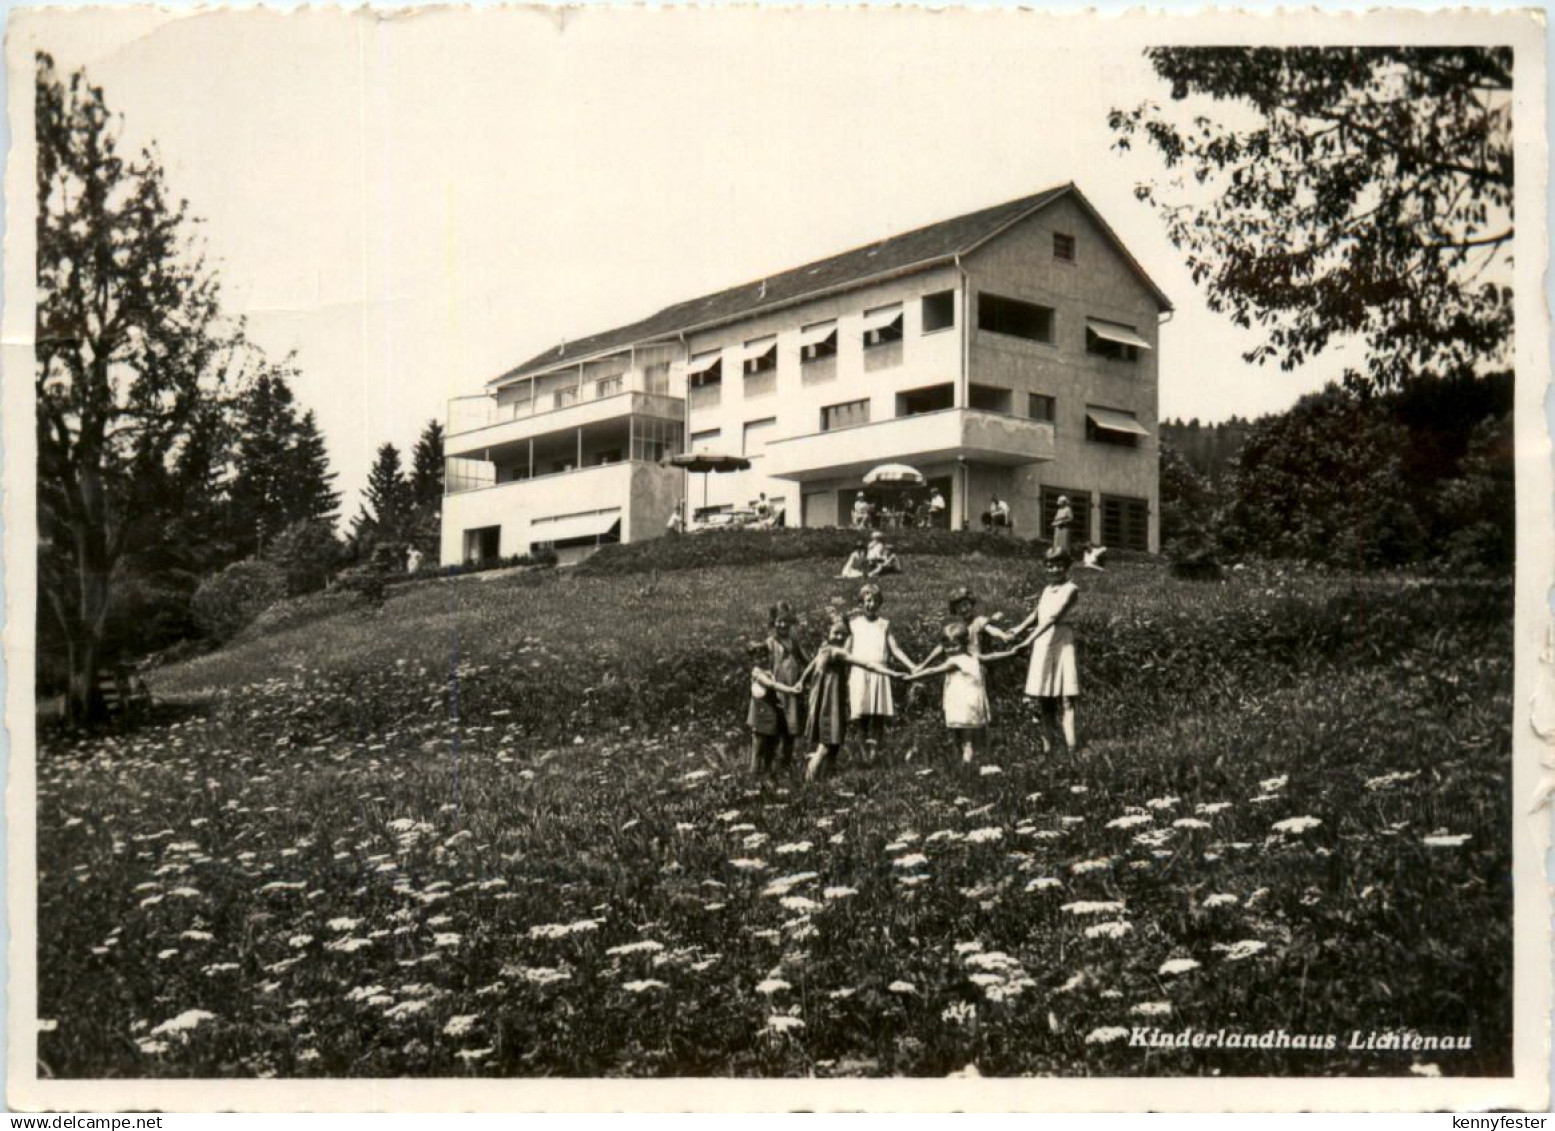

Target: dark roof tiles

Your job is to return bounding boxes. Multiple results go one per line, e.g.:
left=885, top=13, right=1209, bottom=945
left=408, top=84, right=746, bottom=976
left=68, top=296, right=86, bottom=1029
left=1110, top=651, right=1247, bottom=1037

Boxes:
left=498, top=182, right=1165, bottom=385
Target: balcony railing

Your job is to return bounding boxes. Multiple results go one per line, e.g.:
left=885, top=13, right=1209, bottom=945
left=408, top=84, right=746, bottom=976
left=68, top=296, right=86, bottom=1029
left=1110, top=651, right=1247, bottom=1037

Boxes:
left=445, top=456, right=670, bottom=497
left=448, top=371, right=682, bottom=436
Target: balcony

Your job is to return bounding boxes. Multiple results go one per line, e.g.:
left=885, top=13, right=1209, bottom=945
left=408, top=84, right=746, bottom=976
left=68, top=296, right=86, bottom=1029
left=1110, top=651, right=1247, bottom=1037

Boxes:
left=764, top=408, right=1055, bottom=483
left=446, top=380, right=683, bottom=459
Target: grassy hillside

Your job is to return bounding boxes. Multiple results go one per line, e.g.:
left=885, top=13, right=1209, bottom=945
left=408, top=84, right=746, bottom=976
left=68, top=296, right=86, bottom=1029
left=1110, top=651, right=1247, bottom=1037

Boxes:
left=36, top=551, right=1513, bottom=1078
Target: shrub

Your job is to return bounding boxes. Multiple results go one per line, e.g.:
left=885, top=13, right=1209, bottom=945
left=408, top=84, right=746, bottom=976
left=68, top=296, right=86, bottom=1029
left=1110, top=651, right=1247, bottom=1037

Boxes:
left=191, top=559, right=288, bottom=643
left=576, top=527, right=1045, bottom=579
left=266, top=520, right=344, bottom=597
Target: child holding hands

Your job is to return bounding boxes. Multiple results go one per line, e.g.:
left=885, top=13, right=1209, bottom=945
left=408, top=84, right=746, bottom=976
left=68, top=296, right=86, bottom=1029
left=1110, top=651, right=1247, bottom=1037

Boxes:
left=905, top=621, right=1028, bottom=764
left=800, top=617, right=897, bottom=781
left=747, top=639, right=803, bottom=776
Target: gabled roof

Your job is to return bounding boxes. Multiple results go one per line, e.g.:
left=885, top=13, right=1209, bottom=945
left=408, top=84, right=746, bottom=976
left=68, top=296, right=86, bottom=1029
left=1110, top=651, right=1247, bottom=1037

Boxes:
left=496, top=182, right=1170, bottom=386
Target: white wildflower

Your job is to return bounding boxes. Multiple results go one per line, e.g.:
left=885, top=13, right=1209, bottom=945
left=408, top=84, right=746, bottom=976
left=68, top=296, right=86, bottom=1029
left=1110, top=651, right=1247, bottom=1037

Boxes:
left=1061, top=900, right=1126, bottom=916
left=605, top=940, right=664, bottom=957
left=1084, top=920, right=1133, bottom=940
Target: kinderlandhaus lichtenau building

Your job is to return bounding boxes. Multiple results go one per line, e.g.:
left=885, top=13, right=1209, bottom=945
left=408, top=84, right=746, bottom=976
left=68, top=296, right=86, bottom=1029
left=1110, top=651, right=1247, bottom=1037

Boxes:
left=441, top=183, right=1172, bottom=566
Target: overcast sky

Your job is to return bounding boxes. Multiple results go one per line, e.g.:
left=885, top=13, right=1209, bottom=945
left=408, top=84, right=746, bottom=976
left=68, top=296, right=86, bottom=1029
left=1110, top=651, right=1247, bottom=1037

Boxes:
left=13, top=8, right=1406, bottom=513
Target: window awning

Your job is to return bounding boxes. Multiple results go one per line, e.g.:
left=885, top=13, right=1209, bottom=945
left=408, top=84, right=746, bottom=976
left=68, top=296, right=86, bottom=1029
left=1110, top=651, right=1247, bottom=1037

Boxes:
left=861, top=305, right=904, bottom=332
left=744, top=337, right=777, bottom=360
left=1086, top=319, right=1153, bottom=351
left=799, top=321, right=838, bottom=347
left=1086, top=407, right=1151, bottom=437
left=532, top=511, right=622, bottom=544
left=686, top=352, right=722, bottom=376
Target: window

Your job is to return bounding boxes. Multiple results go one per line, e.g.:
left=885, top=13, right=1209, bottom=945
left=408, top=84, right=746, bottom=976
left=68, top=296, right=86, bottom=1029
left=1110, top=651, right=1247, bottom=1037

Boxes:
left=978, top=293, right=1054, bottom=343
left=743, top=417, right=777, bottom=458
left=631, top=418, right=683, bottom=462
left=743, top=337, right=777, bottom=377
left=1042, top=487, right=1090, bottom=546
left=687, top=351, right=722, bottom=388
left=596, top=375, right=624, bottom=398
left=862, top=304, right=904, bottom=349
left=687, top=351, right=722, bottom=409
left=644, top=362, right=671, bottom=395
left=800, top=320, right=838, bottom=362
left=1053, top=232, right=1076, bottom=262
left=922, top=290, right=955, bottom=333
left=821, top=399, right=871, bottom=432
left=1086, top=319, right=1152, bottom=362
left=1102, top=494, right=1150, bottom=552
left=690, top=428, right=722, bottom=453
left=1085, top=405, right=1149, bottom=449
left=968, top=384, right=1012, bottom=414
left=897, top=384, right=954, bottom=417
left=1028, top=393, right=1056, bottom=423
left=554, top=386, right=579, bottom=409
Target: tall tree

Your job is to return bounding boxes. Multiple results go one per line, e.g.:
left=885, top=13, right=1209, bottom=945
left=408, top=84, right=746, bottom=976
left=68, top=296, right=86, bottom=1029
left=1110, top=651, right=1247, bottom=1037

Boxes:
left=1221, top=386, right=1428, bottom=568
left=1111, top=48, right=1513, bottom=390
left=409, top=418, right=444, bottom=515
left=408, top=418, right=445, bottom=556
left=286, top=409, right=340, bottom=528
left=34, top=53, right=265, bottom=723
left=351, top=442, right=413, bottom=553
left=227, top=372, right=300, bottom=558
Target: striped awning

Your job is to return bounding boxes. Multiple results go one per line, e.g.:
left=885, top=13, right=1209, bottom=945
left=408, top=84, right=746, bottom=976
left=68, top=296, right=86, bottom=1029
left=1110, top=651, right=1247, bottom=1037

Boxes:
left=861, top=304, right=904, bottom=332
left=531, top=511, right=622, bottom=544
left=1086, top=407, right=1150, bottom=437
left=799, top=320, right=837, bottom=347
left=1086, top=319, right=1153, bottom=351
left=685, top=352, right=722, bottom=376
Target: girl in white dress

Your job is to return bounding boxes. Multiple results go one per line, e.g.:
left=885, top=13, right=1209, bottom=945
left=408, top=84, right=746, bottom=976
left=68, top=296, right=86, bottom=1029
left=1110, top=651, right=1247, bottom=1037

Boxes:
left=1010, top=550, right=1081, bottom=755
left=906, top=621, right=1027, bottom=764
left=846, top=584, right=919, bottom=761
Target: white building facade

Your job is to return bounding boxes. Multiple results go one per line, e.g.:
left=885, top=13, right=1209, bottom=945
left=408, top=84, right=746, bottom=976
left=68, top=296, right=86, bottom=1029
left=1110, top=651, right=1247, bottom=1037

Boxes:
left=441, top=183, right=1171, bottom=565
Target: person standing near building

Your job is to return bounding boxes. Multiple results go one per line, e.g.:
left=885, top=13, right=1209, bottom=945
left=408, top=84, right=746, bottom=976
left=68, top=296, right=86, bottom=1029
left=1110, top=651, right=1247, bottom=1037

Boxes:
left=667, top=501, right=685, bottom=535
left=928, top=487, right=947, bottom=529
left=1052, top=495, right=1074, bottom=553
left=852, top=493, right=871, bottom=530
left=985, top=494, right=1011, bottom=533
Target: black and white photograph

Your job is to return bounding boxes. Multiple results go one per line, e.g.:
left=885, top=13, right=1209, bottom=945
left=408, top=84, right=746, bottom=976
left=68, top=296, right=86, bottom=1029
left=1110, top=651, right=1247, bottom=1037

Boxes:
left=4, top=5, right=1549, bottom=1111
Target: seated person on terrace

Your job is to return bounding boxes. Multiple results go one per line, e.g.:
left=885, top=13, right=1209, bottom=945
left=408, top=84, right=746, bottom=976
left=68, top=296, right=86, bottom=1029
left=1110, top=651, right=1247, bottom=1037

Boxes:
left=866, top=531, right=901, bottom=576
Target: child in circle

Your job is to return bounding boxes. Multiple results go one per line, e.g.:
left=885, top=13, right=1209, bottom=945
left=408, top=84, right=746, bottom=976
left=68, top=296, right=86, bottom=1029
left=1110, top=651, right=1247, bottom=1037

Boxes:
left=906, top=621, right=1028, bottom=764
left=799, top=617, right=894, bottom=781
left=747, top=639, right=802, bottom=776
left=761, top=601, right=809, bottom=772
left=846, top=584, right=919, bottom=762
left=1010, top=549, right=1081, bottom=755
left=916, top=586, right=1011, bottom=670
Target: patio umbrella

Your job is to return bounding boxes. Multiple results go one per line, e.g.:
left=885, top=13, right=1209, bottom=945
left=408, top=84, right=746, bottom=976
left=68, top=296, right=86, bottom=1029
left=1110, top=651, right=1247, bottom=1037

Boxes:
left=863, top=463, right=925, bottom=486
left=669, top=450, right=752, bottom=511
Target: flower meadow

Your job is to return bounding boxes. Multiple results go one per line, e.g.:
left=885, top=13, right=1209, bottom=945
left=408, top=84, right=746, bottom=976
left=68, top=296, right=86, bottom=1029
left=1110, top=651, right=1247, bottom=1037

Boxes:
left=36, top=553, right=1513, bottom=1078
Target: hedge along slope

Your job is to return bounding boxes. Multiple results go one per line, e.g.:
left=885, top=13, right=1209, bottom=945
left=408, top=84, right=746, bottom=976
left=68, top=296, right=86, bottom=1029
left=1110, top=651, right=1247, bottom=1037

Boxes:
left=574, top=526, right=1053, bottom=578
